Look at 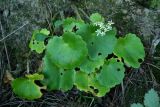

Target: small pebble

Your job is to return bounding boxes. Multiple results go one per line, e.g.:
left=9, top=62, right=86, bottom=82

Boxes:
left=122, top=9, right=128, bottom=14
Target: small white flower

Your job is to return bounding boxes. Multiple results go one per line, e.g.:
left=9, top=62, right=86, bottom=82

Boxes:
left=94, top=22, right=103, bottom=26
left=94, top=20, right=114, bottom=36
left=95, top=29, right=102, bottom=36
left=100, top=25, right=106, bottom=30
left=94, top=22, right=98, bottom=26
left=100, top=32, right=105, bottom=36
left=99, top=23, right=104, bottom=28
left=106, top=25, right=112, bottom=30
left=108, top=20, right=114, bottom=26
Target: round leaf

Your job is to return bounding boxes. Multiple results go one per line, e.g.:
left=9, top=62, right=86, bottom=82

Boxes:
left=42, top=56, right=60, bottom=90
left=88, top=29, right=117, bottom=59
left=79, top=56, right=104, bottom=74
left=42, top=56, right=75, bottom=91
left=113, top=34, right=145, bottom=68
left=144, top=89, right=160, bottom=107
left=88, top=73, right=110, bottom=97
left=76, top=24, right=97, bottom=43
left=97, top=58, right=125, bottom=87
left=59, top=69, right=75, bottom=91
left=74, top=71, right=89, bottom=91
left=63, top=18, right=85, bottom=32
left=76, top=24, right=117, bottom=60
left=46, top=32, right=88, bottom=69
left=74, top=72, right=110, bottom=97
left=90, top=13, right=104, bottom=23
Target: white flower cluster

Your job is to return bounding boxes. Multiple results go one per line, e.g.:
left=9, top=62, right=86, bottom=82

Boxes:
left=94, top=20, right=114, bottom=36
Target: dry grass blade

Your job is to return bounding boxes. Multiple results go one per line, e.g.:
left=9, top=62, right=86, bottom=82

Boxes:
left=0, top=22, right=29, bottom=42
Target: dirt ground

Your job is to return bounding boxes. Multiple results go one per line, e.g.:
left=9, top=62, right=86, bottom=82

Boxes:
left=0, top=0, right=160, bottom=107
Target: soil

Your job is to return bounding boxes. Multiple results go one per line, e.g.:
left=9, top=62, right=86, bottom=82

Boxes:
left=0, top=0, right=160, bottom=107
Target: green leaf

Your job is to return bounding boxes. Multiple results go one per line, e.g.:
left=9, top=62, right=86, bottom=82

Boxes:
left=90, top=13, right=104, bottom=23
left=26, top=73, right=44, bottom=80
left=77, top=24, right=117, bottom=60
left=144, top=89, right=160, bottom=107
left=88, top=73, right=110, bottom=97
left=42, top=56, right=60, bottom=90
left=150, top=0, right=160, bottom=8
left=114, top=33, right=145, bottom=68
left=59, top=69, right=75, bottom=91
left=131, top=103, right=144, bottom=107
left=34, top=33, right=47, bottom=41
left=97, top=58, right=125, bottom=87
left=12, top=77, right=42, bottom=100
left=40, top=28, right=50, bottom=35
left=74, top=71, right=89, bottom=91
left=29, top=29, right=50, bottom=54
left=42, top=56, right=75, bottom=91
left=76, top=24, right=97, bottom=43
left=74, top=72, right=110, bottom=97
left=63, top=18, right=84, bottom=32
left=87, top=29, right=117, bottom=59
left=46, top=32, right=88, bottom=69
left=54, top=20, right=63, bottom=28
left=79, top=56, right=104, bottom=74
left=27, top=13, right=147, bottom=99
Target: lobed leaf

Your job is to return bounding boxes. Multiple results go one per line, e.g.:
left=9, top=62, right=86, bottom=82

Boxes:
left=97, top=58, right=125, bottom=88
left=114, top=33, right=145, bottom=68
left=29, top=29, right=50, bottom=54
left=63, top=17, right=85, bottom=32
left=79, top=56, right=104, bottom=74
left=88, top=73, right=110, bottom=97
left=46, top=32, right=88, bottom=69
left=144, top=89, right=160, bottom=107
left=59, top=69, right=75, bottom=91
left=77, top=24, right=117, bottom=60
left=74, top=72, right=110, bottom=97
left=74, top=71, right=89, bottom=91
left=42, top=56, right=75, bottom=91
left=87, top=29, right=117, bottom=59
left=12, top=76, right=43, bottom=100
left=26, top=73, right=44, bottom=80
left=42, top=56, right=60, bottom=90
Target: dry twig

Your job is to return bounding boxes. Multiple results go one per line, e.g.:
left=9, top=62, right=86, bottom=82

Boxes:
left=0, top=22, right=29, bottom=42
